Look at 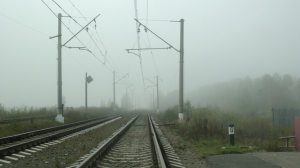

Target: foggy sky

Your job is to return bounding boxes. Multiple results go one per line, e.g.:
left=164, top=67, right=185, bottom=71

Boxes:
left=0, top=0, right=299, bottom=109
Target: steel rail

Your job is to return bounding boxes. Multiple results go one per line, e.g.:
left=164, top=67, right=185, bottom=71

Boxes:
left=75, top=113, right=167, bottom=168
left=0, top=116, right=53, bottom=124
left=148, top=113, right=167, bottom=168
left=150, top=116, right=185, bottom=168
left=0, top=113, right=129, bottom=157
left=150, top=115, right=170, bottom=167
left=75, top=113, right=141, bottom=168
left=0, top=113, right=127, bottom=145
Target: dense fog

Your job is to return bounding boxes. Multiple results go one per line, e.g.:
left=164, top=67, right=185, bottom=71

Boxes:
left=1, top=1, right=299, bottom=110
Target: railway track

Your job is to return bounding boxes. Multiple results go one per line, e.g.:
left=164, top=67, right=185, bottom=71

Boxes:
left=73, top=112, right=184, bottom=168
left=0, top=112, right=128, bottom=161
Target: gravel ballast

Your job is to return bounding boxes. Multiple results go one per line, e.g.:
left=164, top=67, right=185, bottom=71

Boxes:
left=153, top=116, right=208, bottom=168
left=2, top=112, right=138, bottom=168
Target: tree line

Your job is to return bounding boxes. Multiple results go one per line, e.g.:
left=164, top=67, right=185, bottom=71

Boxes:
left=159, top=73, right=300, bottom=113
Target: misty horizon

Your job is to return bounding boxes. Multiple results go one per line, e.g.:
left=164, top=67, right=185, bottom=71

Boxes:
left=1, top=1, right=299, bottom=110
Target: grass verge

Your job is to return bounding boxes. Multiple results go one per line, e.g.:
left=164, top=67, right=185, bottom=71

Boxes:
left=195, top=140, right=258, bottom=158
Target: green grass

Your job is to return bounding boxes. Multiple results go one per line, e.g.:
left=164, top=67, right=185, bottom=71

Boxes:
left=195, top=140, right=258, bottom=158
left=0, top=119, right=62, bottom=138
left=0, top=106, right=125, bottom=138
left=156, top=104, right=295, bottom=158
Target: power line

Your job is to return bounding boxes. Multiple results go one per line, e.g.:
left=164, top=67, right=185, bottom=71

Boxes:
left=52, top=0, right=105, bottom=56
left=68, top=0, right=90, bottom=22
left=42, top=0, right=90, bottom=53
left=0, top=12, right=49, bottom=37
left=144, top=0, right=159, bottom=77
left=146, top=0, right=149, bottom=26
left=52, top=0, right=81, bottom=27
left=146, top=33, right=159, bottom=76
left=134, top=0, right=146, bottom=91
left=67, top=5, right=74, bottom=27
left=67, top=0, right=127, bottom=82
left=95, top=31, right=121, bottom=73
left=64, top=0, right=122, bottom=76
left=47, top=1, right=109, bottom=65
left=41, top=1, right=106, bottom=65
left=43, top=0, right=129, bottom=85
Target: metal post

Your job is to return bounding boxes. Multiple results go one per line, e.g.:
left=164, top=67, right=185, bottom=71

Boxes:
left=295, top=117, right=300, bottom=151
left=113, top=71, right=115, bottom=111
left=179, top=19, right=184, bottom=120
left=55, top=13, right=64, bottom=123
left=85, top=72, right=87, bottom=114
left=126, top=87, right=128, bottom=110
left=229, top=124, right=235, bottom=145
left=156, top=76, right=159, bottom=113
left=153, top=89, right=154, bottom=111
left=132, top=94, right=134, bottom=109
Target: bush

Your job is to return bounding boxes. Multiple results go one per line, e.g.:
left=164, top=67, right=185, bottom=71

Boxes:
left=157, top=103, right=294, bottom=154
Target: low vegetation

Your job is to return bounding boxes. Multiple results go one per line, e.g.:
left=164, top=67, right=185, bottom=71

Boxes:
left=157, top=100, right=294, bottom=158
left=0, top=104, right=121, bottom=138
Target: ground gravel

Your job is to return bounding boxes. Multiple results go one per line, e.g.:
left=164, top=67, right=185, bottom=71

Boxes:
left=153, top=116, right=208, bottom=168
left=3, top=112, right=137, bottom=168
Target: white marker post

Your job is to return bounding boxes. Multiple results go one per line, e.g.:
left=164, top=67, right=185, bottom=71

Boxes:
left=229, top=124, right=234, bottom=146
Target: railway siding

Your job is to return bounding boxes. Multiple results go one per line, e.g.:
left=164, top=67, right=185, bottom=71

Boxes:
left=1, top=112, right=137, bottom=168
left=1, top=112, right=185, bottom=168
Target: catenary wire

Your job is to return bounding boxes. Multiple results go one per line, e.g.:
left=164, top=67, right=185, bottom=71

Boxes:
left=145, top=0, right=159, bottom=77
left=67, top=0, right=124, bottom=79
left=43, top=0, right=129, bottom=85
left=0, top=12, right=49, bottom=37
left=134, top=0, right=146, bottom=91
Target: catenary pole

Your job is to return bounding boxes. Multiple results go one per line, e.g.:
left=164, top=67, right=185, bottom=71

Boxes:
left=157, top=76, right=159, bottom=113
left=153, top=88, right=154, bottom=110
left=85, top=72, right=87, bottom=114
left=179, top=19, right=184, bottom=120
left=113, top=71, right=115, bottom=110
left=126, top=87, right=128, bottom=110
left=55, top=13, right=64, bottom=123
left=52, top=13, right=99, bottom=123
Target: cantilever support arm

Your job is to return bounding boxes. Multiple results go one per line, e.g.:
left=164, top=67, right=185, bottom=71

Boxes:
left=125, top=47, right=171, bottom=51
left=134, top=19, right=179, bottom=52
left=63, top=14, right=100, bottom=46
left=115, top=73, right=129, bottom=84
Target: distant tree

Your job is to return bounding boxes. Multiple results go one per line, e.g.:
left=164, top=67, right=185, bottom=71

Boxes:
left=0, top=103, right=5, bottom=117
left=107, top=99, right=112, bottom=107
left=184, top=99, right=194, bottom=119
left=121, top=95, right=127, bottom=109
left=185, top=73, right=300, bottom=112
left=100, top=99, right=106, bottom=107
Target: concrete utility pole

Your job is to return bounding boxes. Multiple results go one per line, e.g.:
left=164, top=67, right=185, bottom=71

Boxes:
left=132, top=94, right=134, bottom=109
left=179, top=19, right=184, bottom=120
left=113, top=71, right=115, bottom=111
left=153, top=89, right=155, bottom=110
left=85, top=72, right=87, bottom=114
left=127, top=19, right=184, bottom=119
left=55, top=13, right=64, bottom=123
left=126, top=87, right=128, bottom=110
left=51, top=13, right=100, bottom=123
left=125, top=84, right=133, bottom=110
left=156, top=76, right=160, bottom=113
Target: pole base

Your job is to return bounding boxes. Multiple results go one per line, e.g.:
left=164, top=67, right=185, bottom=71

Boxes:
left=178, top=113, right=184, bottom=120
left=55, top=114, right=64, bottom=123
